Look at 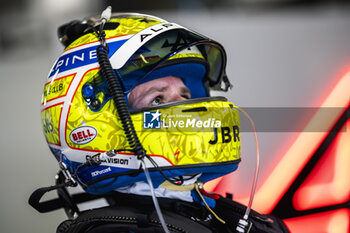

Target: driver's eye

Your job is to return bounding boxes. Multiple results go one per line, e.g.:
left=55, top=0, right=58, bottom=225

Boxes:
left=182, top=94, right=191, bottom=100
left=151, top=96, right=163, bottom=106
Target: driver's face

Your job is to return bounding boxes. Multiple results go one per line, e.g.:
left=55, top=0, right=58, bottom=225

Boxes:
left=128, top=76, right=191, bottom=109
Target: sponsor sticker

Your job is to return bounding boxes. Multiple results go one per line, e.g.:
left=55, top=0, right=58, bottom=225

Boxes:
left=42, top=74, right=75, bottom=104
left=69, top=126, right=97, bottom=145
left=91, top=167, right=111, bottom=177
left=41, top=102, right=63, bottom=146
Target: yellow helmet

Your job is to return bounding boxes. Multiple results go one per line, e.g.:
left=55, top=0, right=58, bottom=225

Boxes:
left=41, top=12, right=241, bottom=194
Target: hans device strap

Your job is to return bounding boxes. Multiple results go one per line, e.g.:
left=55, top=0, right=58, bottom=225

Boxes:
left=29, top=183, right=290, bottom=233
left=56, top=205, right=213, bottom=233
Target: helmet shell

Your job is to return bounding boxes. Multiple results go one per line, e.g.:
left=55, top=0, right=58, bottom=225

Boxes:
left=41, top=13, right=240, bottom=194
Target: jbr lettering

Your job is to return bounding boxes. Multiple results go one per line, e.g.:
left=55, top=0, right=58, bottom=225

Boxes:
left=209, top=126, right=240, bottom=144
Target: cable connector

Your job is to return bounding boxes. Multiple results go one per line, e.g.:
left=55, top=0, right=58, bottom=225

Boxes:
left=137, top=152, right=146, bottom=160
left=58, top=161, right=77, bottom=187
left=96, top=6, right=112, bottom=47
left=86, top=150, right=118, bottom=165
left=85, top=154, right=102, bottom=166
left=236, top=217, right=252, bottom=233
left=101, top=6, right=112, bottom=23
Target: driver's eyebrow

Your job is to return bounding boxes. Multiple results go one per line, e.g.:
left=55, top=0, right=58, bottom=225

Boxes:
left=143, top=86, right=191, bottom=98
left=143, top=86, right=169, bottom=97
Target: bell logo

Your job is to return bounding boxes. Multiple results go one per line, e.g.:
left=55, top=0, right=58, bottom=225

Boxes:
left=70, top=126, right=97, bottom=145
left=143, top=110, right=161, bottom=129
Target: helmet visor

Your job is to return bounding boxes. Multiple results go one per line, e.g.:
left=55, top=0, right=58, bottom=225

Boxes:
left=115, top=28, right=228, bottom=97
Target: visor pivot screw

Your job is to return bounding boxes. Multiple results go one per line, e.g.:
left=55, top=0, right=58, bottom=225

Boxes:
left=83, top=85, right=94, bottom=98
left=91, top=99, right=101, bottom=110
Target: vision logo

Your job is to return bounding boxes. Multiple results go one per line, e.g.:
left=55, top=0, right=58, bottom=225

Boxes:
left=143, top=110, right=161, bottom=129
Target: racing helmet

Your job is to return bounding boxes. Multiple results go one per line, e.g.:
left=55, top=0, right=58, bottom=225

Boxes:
left=41, top=12, right=241, bottom=194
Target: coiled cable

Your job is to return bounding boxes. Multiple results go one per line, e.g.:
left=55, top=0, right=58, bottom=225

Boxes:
left=96, top=41, right=146, bottom=158
left=96, top=35, right=172, bottom=233
left=93, top=7, right=171, bottom=232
